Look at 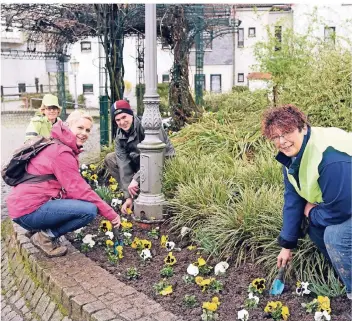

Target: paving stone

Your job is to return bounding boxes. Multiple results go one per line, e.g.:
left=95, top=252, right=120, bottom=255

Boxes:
left=82, top=300, right=107, bottom=321
left=71, top=292, right=97, bottom=320
left=119, top=307, right=145, bottom=321
left=1, top=305, right=12, bottom=317
left=49, top=309, right=64, bottom=321
left=90, top=286, right=111, bottom=297
left=30, top=287, right=43, bottom=308
left=8, top=314, right=24, bottom=321
left=108, top=284, right=137, bottom=298
left=62, top=317, right=73, bottom=321
left=152, top=311, right=179, bottom=321
left=20, top=304, right=30, bottom=315
left=34, top=292, right=50, bottom=316
left=61, top=285, right=85, bottom=315
left=9, top=291, right=22, bottom=305
left=14, top=297, right=26, bottom=310
left=109, top=298, right=133, bottom=315
left=41, top=301, right=57, bottom=321
left=91, top=309, right=116, bottom=321
left=4, top=311, right=18, bottom=320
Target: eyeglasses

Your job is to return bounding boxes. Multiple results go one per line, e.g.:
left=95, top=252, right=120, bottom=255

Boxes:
left=270, top=132, right=293, bottom=143
left=46, top=106, right=59, bottom=111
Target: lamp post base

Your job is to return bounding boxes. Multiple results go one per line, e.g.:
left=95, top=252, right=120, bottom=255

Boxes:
left=133, top=193, right=166, bottom=221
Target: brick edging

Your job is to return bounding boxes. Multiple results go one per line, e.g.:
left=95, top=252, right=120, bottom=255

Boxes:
left=2, top=220, right=182, bottom=321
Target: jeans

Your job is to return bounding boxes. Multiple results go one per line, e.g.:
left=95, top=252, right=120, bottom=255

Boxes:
left=309, top=218, right=351, bottom=293
left=13, top=199, right=97, bottom=238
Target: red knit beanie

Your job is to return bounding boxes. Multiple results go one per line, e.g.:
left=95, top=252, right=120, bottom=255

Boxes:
left=113, top=100, right=133, bottom=117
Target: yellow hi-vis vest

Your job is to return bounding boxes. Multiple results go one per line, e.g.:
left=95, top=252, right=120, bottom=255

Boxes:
left=287, top=127, right=352, bottom=204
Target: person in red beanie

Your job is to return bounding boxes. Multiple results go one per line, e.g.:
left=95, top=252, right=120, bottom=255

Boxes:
left=104, top=100, right=175, bottom=214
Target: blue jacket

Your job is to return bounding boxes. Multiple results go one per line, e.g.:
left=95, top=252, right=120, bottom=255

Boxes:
left=276, top=127, right=352, bottom=249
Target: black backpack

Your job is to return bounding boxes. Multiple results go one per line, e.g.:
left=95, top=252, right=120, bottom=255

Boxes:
left=2, top=136, right=57, bottom=186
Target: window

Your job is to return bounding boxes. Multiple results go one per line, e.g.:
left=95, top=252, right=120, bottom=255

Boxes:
left=324, top=27, right=336, bottom=45
left=83, top=84, right=94, bottom=94
left=238, top=73, right=244, bottom=83
left=18, top=83, right=26, bottom=93
left=194, top=74, right=205, bottom=92
left=248, top=28, right=256, bottom=37
left=162, top=74, right=170, bottom=83
left=275, top=26, right=282, bottom=51
left=238, top=28, right=244, bottom=47
left=81, top=41, right=92, bottom=52
left=210, top=74, right=221, bottom=93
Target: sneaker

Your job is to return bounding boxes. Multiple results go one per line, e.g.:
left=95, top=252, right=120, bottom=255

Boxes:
left=31, top=232, right=67, bottom=257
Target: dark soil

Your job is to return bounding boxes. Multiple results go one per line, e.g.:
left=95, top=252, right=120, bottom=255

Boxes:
left=66, top=217, right=351, bottom=321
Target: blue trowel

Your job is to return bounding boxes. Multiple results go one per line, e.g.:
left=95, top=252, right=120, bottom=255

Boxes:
left=269, top=267, right=286, bottom=295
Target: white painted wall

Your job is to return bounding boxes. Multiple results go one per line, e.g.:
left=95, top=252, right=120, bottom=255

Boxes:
left=1, top=29, right=50, bottom=99
left=189, top=65, right=233, bottom=93
left=292, top=4, right=352, bottom=45
left=68, top=36, right=173, bottom=108
left=234, top=7, right=292, bottom=87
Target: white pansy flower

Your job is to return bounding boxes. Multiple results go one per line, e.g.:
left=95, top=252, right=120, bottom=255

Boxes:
left=123, top=232, right=132, bottom=238
left=166, top=241, right=175, bottom=251
left=81, top=164, right=88, bottom=170
left=111, top=198, right=122, bottom=207
left=140, top=249, right=152, bottom=260
left=301, top=282, right=311, bottom=295
left=105, top=231, right=114, bottom=240
left=180, top=226, right=191, bottom=238
left=82, top=234, right=97, bottom=248
left=74, top=227, right=84, bottom=235
left=314, top=311, right=331, bottom=321
left=187, top=263, right=199, bottom=276
left=94, top=180, right=99, bottom=187
left=214, top=261, right=229, bottom=275
left=238, top=309, right=249, bottom=321
left=248, top=292, right=259, bottom=304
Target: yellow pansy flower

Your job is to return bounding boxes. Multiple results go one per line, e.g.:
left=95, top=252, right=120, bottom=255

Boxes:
left=160, top=285, right=173, bottom=296
left=197, top=257, right=206, bottom=266
left=89, top=164, right=97, bottom=170
left=160, top=235, right=168, bottom=248
left=187, top=245, right=197, bottom=250
left=202, top=302, right=218, bottom=312
left=90, top=174, right=98, bottom=180
left=195, top=276, right=204, bottom=285
left=81, top=171, right=88, bottom=177
left=116, top=245, right=124, bottom=259
left=264, top=301, right=282, bottom=313
left=109, top=176, right=117, bottom=184
left=131, top=237, right=141, bottom=249
left=106, top=240, right=114, bottom=247
left=100, top=220, right=112, bottom=232
left=164, top=252, right=177, bottom=266
left=126, top=208, right=133, bottom=215
left=140, top=239, right=152, bottom=249
left=109, top=184, right=118, bottom=191
left=317, top=296, right=330, bottom=312
left=211, top=297, right=220, bottom=306
left=121, top=221, right=133, bottom=229
left=252, top=278, right=266, bottom=293
left=281, top=306, right=290, bottom=321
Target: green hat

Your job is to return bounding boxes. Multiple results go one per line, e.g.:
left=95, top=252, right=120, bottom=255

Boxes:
left=41, top=94, right=61, bottom=110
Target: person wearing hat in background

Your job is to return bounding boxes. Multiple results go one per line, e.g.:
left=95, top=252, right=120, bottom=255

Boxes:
left=104, top=100, right=175, bottom=214
left=25, top=94, right=61, bottom=141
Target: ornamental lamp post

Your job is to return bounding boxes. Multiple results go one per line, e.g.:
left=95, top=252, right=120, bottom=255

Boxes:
left=133, top=4, right=166, bottom=224
left=70, top=56, right=79, bottom=109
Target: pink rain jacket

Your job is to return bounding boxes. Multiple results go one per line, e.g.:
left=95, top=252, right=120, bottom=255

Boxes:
left=6, top=121, right=118, bottom=222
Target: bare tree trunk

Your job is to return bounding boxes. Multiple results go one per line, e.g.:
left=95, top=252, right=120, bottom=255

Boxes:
left=168, top=6, right=200, bottom=131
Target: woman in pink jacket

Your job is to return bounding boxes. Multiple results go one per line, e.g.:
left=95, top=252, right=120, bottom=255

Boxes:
left=6, top=110, right=121, bottom=257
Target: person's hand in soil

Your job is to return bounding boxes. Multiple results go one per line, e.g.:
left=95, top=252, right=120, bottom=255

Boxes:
left=128, top=179, right=139, bottom=197
left=122, top=198, right=133, bottom=215
left=277, top=248, right=292, bottom=268
left=111, top=215, right=121, bottom=228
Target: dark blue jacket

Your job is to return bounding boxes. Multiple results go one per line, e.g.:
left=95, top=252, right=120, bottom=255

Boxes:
left=276, top=127, right=352, bottom=249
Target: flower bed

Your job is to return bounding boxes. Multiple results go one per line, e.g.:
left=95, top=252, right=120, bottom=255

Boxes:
left=66, top=164, right=350, bottom=321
